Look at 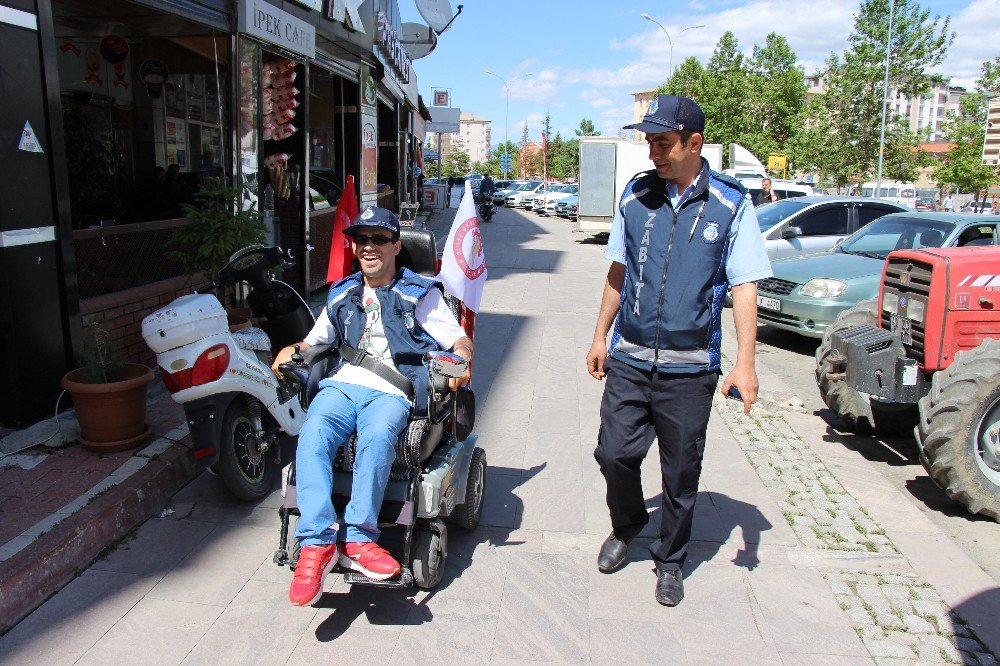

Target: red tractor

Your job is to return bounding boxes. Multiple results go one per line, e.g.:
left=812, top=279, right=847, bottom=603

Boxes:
left=816, top=246, right=1000, bottom=520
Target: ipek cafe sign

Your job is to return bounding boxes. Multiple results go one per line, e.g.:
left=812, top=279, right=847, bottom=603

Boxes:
left=239, top=1, right=316, bottom=58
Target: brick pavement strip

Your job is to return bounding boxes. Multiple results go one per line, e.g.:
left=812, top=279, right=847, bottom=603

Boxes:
left=714, top=355, right=998, bottom=664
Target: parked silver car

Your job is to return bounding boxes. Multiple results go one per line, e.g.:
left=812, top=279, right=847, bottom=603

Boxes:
left=756, top=196, right=908, bottom=262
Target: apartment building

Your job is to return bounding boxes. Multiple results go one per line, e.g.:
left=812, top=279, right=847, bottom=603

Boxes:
left=427, top=112, right=492, bottom=165
left=891, top=84, right=966, bottom=141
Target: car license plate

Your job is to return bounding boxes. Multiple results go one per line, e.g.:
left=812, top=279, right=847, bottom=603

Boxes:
left=890, top=314, right=912, bottom=345
left=757, top=295, right=781, bottom=312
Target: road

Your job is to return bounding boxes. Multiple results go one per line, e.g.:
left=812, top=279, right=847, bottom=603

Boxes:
left=745, top=319, right=1000, bottom=583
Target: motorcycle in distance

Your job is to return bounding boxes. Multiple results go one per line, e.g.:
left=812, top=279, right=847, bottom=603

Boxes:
left=141, top=246, right=315, bottom=500
left=477, top=197, right=495, bottom=223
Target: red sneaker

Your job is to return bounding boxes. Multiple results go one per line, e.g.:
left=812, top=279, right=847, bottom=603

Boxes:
left=339, top=541, right=401, bottom=580
left=288, top=543, right=338, bottom=606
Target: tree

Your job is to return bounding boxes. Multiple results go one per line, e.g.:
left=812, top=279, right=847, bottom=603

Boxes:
left=442, top=135, right=471, bottom=176
left=934, top=56, right=1000, bottom=208
left=794, top=0, right=953, bottom=188
left=552, top=137, right=580, bottom=180
left=575, top=119, right=600, bottom=137
left=701, top=32, right=761, bottom=167
left=542, top=112, right=555, bottom=176
left=749, top=33, right=808, bottom=161
left=519, top=121, right=530, bottom=149
left=657, top=57, right=704, bottom=100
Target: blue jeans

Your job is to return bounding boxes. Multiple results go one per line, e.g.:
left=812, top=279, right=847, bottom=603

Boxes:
left=295, top=380, right=410, bottom=547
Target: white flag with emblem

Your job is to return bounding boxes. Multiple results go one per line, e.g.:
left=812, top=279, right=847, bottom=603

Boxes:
left=437, top=181, right=487, bottom=313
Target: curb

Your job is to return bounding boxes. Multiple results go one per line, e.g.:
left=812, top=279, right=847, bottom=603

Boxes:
left=0, top=440, right=199, bottom=635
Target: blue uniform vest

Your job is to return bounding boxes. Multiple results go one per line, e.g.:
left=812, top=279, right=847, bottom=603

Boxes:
left=610, top=159, right=746, bottom=374
left=325, top=269, right=444, bottom=414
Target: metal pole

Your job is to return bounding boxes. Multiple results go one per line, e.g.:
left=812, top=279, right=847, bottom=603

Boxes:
left=485, top=70, right=531, bottom=180
left=668, top=33, right=675, bottom=78
left=875, top=0, right=896, bottom=194
left=504, top=85, right=509, bottom=180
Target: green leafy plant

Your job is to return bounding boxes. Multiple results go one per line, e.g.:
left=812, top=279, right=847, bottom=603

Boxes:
left=75, top=325, right=127, bottom=384
left=166, top=181, right=266, bottom=282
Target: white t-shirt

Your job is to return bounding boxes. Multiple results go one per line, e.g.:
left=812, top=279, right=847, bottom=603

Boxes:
left=304, top=286, right=466, bottom=399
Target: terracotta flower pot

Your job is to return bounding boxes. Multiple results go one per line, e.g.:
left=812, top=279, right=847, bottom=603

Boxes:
left=61, top=363, right=154, bottom=452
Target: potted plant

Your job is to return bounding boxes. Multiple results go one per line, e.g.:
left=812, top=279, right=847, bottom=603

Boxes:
left=165, top=180, right=267, bottom=313
left=61, top=325, right=154, bottom=452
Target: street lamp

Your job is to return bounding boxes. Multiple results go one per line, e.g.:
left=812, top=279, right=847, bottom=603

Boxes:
left=640, top=14, right=705, bottom=78
left=874, top=0, right=896, bottom=195
left=484, top=69, right=533, bottom=180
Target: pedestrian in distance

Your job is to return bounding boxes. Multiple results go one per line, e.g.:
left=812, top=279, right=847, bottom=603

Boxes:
left=754, top=177, right=782, bottom=206
left=943, top=192, right=955, bottom=212
left=585, top=94, right=773, bottom=607
left=272, top=207, right=473, bottom=607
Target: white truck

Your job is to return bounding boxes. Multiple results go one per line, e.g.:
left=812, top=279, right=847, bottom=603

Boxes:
left=576, top=136, right=723, bottom=234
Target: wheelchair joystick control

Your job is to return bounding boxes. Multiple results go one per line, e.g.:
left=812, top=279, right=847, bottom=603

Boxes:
left=291, top=344, right=304, bottom=365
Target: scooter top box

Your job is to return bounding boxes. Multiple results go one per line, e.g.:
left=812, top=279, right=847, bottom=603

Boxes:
left=141, top=294, right=228, bottom=354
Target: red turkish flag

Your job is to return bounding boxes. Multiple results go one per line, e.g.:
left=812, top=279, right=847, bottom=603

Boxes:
left=326, top=175, right=359, bottom=284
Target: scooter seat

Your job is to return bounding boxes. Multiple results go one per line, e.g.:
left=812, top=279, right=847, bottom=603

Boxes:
left=334, top=418, right=444, bottom=480
left=231, top=327, right=271, bottom=352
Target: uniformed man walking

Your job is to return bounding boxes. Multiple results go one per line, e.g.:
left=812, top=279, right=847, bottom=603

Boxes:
left=585, top=95, right=772, bottom=606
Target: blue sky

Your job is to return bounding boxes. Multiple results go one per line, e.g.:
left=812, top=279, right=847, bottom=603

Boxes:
left=400, top=0, right=1000, bottom=143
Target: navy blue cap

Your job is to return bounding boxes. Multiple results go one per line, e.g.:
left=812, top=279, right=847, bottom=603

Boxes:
left=623, top=94, right=705, bottom=134
left=344, top=206, right=400, bottom=237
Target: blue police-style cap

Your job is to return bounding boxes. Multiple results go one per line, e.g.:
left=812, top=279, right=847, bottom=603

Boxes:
left=344, top=206, right=400, bottom=237
left=623, top=94, right=705, bottom=134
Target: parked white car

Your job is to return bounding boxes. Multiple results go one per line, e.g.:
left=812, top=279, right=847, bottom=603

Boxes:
left=492, top=181, right=528, bottom=205
left=533, top=184, right=579, bottom=215
left=504, top=181, right=543, bottom=207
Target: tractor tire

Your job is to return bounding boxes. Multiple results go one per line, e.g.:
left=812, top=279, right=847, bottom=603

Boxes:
left=917, top=339, right=1000, bottom=521
left=816, top=300, right=878, bottom=433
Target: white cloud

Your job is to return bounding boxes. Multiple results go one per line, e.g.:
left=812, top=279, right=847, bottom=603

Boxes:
left=934, top=0, right=1000, bottom=87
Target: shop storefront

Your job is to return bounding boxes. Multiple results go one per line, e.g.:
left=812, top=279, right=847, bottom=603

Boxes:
left=0, top=0, right=420, bottom=426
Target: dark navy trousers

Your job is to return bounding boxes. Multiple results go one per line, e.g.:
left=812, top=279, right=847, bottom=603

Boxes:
left=594, top=357, right=718, bottom=570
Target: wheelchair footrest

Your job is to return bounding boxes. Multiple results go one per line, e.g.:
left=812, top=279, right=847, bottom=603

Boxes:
left=343, top=568, right=414, bottom=588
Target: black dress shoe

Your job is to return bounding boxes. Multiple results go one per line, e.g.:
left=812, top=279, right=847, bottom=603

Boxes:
left=655, top=567, right=684, bottom=606
left=597, top=533, right=630, bottom=573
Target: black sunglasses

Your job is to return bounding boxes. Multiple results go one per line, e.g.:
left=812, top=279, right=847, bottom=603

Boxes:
left=352, top=234, right=395, bottom=246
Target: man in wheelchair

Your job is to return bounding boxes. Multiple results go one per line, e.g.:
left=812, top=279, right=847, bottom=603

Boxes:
left=271, top=206, right=473, bottom=607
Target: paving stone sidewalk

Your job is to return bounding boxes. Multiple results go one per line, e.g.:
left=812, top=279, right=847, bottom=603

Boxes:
left=715, top=355, right=998, bottom=664
left=1, top=206, right=997, bottom=664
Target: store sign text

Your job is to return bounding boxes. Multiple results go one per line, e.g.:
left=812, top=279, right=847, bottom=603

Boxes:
left=375, top=11, right=411, bottom=84
left=239, top=1, right=316, bottom=58
left=326, top=0, right=365, bottom=33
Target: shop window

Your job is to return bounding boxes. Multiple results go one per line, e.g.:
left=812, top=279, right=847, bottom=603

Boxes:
left=55, top=2, right=230, bottom=231
left=54, top=0, right=230, bottom=300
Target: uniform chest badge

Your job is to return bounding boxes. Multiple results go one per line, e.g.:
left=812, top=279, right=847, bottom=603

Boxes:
left=702, top=222, right=720, bottom=243
left=403, top=312, right=415, bottom=330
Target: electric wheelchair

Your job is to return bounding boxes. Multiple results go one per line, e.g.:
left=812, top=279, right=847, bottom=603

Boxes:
left=272, top=229, right=486, bottom=590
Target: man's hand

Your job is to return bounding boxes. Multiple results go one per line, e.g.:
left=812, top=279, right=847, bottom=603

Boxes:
left=450, top=340, right=473, bottom=390
left=271, top=344, right=305, bottom=378
left=720, top=364, right=759, bottom=415
left=586, top=339, right=608, bottom=380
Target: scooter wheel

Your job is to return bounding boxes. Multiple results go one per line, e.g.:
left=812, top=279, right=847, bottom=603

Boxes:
left=218, top=398, right=276, bottom=501
left=453, top=447, right=487, bottom=529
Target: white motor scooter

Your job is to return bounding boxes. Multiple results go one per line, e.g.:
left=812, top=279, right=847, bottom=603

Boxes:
left=141, top=246, right=315, bottom=500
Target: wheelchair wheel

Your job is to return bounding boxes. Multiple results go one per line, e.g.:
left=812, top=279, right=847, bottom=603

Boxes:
left=412, top=525, right=447, bottom=589
left=288, top=515, right=301, bottom=570
left=453, top=447, right=487, bottom=530
left=218, top=399, right=276, bottom=501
